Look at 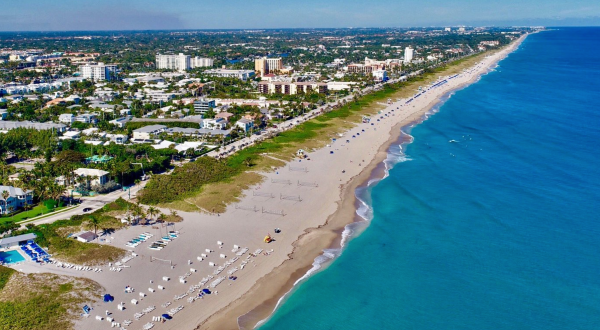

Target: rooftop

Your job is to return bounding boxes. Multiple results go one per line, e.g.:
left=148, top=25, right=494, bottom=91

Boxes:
left=0, top=233, right=37, bottom=246
left=132, top=125, right=167, bottom=133
left=74, top=168, right=109, bottom=177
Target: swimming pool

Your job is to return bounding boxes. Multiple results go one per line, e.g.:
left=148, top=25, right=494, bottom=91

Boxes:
left=0, top=250, right=25, bottom=265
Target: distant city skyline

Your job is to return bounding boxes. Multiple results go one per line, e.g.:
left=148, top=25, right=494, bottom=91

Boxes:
left=1, top=0, right=599, bottom=31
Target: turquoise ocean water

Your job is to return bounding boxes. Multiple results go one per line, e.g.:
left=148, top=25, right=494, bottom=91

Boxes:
left=258, top=28, right=600, bottom=330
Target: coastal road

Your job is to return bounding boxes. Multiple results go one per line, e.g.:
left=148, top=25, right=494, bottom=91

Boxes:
left=206, top=94, right=356, bottom=158
left=21, top=182, right=146, bottom=227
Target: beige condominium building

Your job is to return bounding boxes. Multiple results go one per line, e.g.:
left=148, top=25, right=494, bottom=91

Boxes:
left=255, top=57, right=283, bottom=76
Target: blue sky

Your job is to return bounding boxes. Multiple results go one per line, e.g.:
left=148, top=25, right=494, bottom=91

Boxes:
left=1, top=0, right=599, bottom=31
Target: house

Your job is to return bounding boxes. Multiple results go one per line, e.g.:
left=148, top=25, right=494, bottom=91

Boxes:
left=76, top=231, right=98, bottom=243
left=75, top=114, right=98, bottom=124
left=59, top=113, right=75, bottom=125
left=0, top=233, right=37, bottom=249
left=0, top=110, right=8, bottom=120
left=105, top=134, right=128, bottom=144
left=0, top=186, right=33, bottom=215
left=73, top=168, right=110, bottom=186
left=81, top=127, right=101, bottom=136
left=89, top=102, right=115, bottom=112
left=146, top=91, right=178, bottom=103
left=0, top=121, right=67, bottom=133
left=59, top=131, right=81, bottom=140
left=132, top=125, right=167, bottom=140
left=65, top=94, right=81, bottom=103
left=45, top=98, right=66, bottom=107
left=236, top=118, right=254, bottom=132
left=201, top=118, right=227, bottom=130
left=175, top=141, right=204, bottom=153
left=109, top=117, right=131, bottom=128
left=7, top=173, right=20, bottom=182
left=151, top=140, right=176, bottom=150
left=215, top=112, right=234, bottom=121
left=166, top=127, right=203, bottom=137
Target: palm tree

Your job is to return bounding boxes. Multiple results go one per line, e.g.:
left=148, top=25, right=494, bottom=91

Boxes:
left=243, top=157, right=253, bottom=167
left=156, top=212, right=166, bottom=233
left=0, top=162, right=9, bottom=180
left=50, top=183, right=66, bottom=202
left=23, top=202, right=32, bottom=217
left=124, top=213, right=132, bottom=226
left=1, top=190, right=9, bottom=216
left=132, top=205, right=146, bottom=225
left=147, top=206, right=158, bottom=223
left=89, top=216, right=100, bottom=238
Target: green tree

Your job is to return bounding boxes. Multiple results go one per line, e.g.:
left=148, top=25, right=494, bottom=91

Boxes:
left=147, top=206, right=157, bottom=222
left=243, top=157, right=253, bottom=167
left=88, top=216, right=100, bottom=238
left=1, top=190, right=9, bottom=216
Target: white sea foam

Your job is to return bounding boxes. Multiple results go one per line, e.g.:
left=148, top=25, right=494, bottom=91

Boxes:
left=248, top=54, right=507, bottom=329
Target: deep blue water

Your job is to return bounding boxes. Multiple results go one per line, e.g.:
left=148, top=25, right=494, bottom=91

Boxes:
left=258, top=28, right=600, bottom=330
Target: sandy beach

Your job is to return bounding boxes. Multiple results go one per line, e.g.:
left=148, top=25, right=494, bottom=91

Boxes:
left=12, top=35, right=526, bottom=330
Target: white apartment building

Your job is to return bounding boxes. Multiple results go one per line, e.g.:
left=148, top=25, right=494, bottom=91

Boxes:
left=80, top=63, right=118, bottom=81
left=201, top=118, right=227, bottom=130
left=190, top=57, right=214, bottom=68
left=404, top=47, right=414, bottom=63
left=258, top=81, right=328, bottom=95
left=193, top=99, right=216, bottom=114
left=204, top=69, right=255, bottom=81
left=156, top=53, right=190, bottom=71
left=372, top=69, right=388, bottom=82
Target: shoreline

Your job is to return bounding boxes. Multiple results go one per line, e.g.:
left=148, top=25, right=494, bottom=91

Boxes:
left=199, top=34, right=529, bottom=330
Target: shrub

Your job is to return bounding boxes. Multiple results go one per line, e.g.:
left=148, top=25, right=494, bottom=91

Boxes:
left=138, top=157, right=237, bottom=204
left=91, top=181, right=119, bottom=194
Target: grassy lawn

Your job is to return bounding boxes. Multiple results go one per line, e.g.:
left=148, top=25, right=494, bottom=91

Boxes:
left=0, top=266, right=14, bottom=291
left=0, top=204, right=68, bottom=224
left=0, top=266, right=101, bottom=330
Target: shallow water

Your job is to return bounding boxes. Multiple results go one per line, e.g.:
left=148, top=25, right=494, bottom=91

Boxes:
left=259, top=28, right=600, bottom=330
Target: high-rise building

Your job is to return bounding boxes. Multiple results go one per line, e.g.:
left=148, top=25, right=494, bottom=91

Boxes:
left=255, top=58, right=266, bottom=75
left=190, top=57, right=214, bottom=68
left=404, top=47, right=414, bottom=63
left=156, top=53, right=190, bottom=71
left=254, top=57, right=283, bottom=75
left=79, top=63, right=118, bottom=81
